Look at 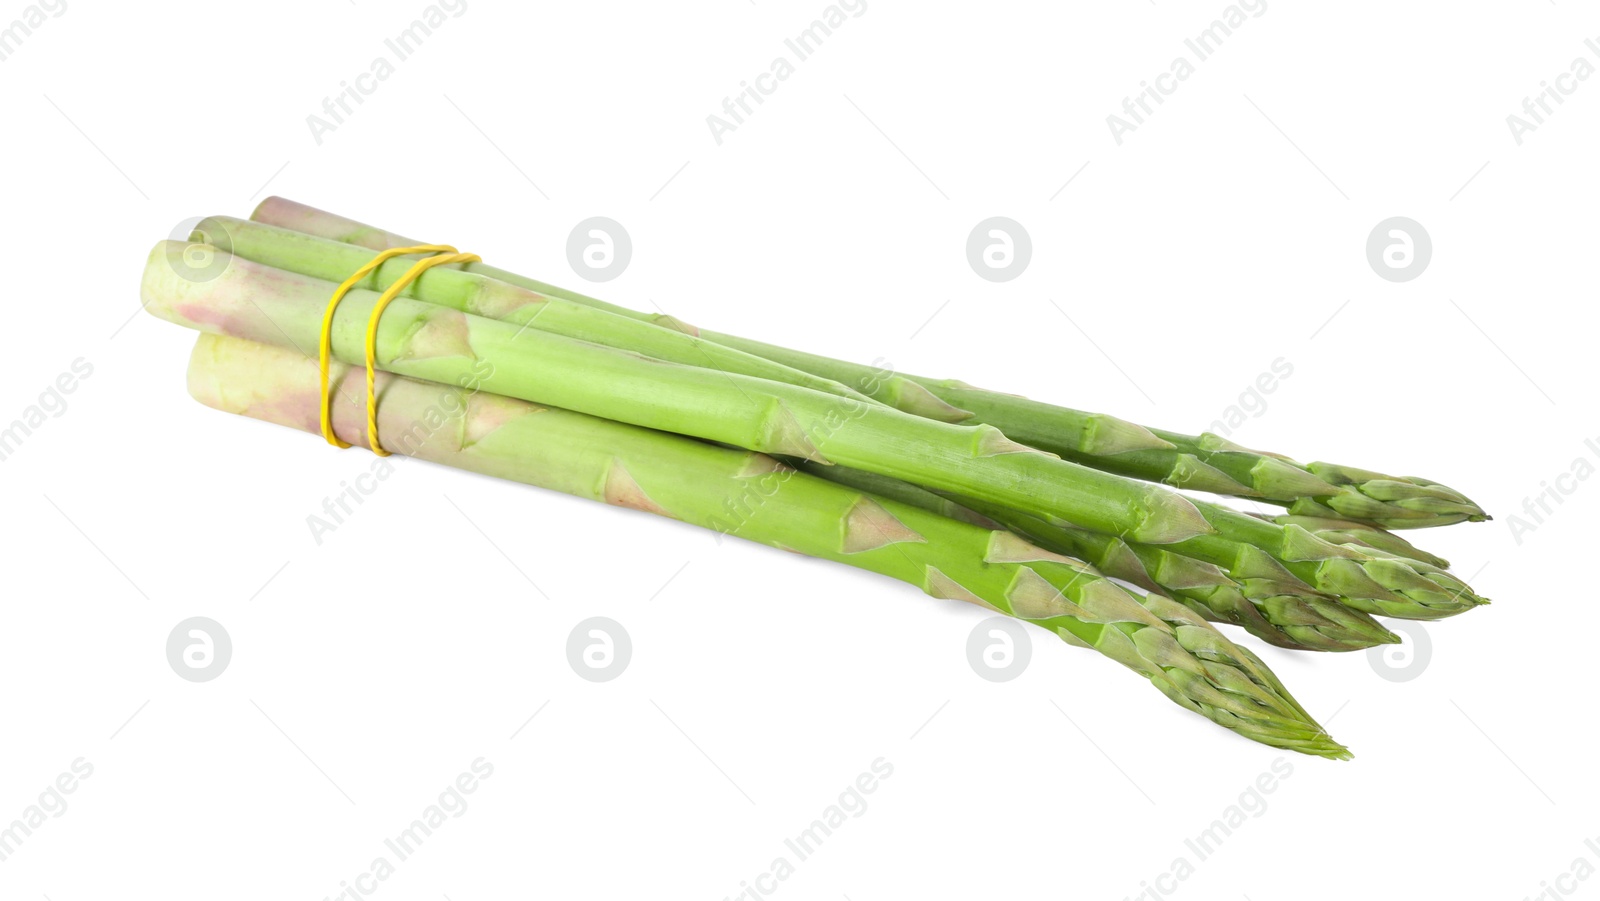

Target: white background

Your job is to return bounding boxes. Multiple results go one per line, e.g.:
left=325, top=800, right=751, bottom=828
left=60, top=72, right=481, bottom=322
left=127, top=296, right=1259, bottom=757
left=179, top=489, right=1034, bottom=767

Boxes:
left=2, top=1, right=1595, bottom=899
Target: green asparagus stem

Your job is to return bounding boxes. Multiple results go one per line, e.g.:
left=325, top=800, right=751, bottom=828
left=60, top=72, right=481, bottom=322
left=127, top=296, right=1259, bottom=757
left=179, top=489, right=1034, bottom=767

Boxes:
left=192, top=216, right=882, bottom=408
left=710, top=355, right=1488, bottom=530
left=797, top=464, right=1400, bottom=652
left=186, top=332, right=1350, bottom=757
left=224, top=205, right=1487, bottom=621
left=248, top=197, right=977, bottom=423
left=669, top=349, right=1488, bottom=530
left=141, top=242, right=1215, bottom=545
left=247, top=197, right=1487, bottom=530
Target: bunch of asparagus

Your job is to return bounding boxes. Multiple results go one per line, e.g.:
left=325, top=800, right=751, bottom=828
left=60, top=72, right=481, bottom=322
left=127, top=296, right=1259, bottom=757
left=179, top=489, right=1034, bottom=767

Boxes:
left=141, top=198, right=1491, bottom=759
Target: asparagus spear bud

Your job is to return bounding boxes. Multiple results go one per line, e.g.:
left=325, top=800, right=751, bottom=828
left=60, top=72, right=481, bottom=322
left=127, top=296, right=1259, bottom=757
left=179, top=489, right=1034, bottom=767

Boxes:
left=141, top=242, right=1214, bottom=545
left=249, top=197, right=1485, bottom=529
left=1067, top=430, right=1492, bottom=530
left=994, top=513, right=1404, bottom=652
left=1290, top=461, right=1490, bottom=527
left=186, top=332, right=1348, bottom=758
left=1256, top=514, right=1452, bottom=569
left=800, top=464, right=1398, bottom=652
left=1166, top=502, right=1488, bottom=620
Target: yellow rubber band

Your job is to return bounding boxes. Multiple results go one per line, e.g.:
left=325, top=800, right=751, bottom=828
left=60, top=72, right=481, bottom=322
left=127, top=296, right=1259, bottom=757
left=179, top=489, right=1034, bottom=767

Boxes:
left=316, top=244, right=473, bottom=453
left=362, top=251, right=481, bottom=456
